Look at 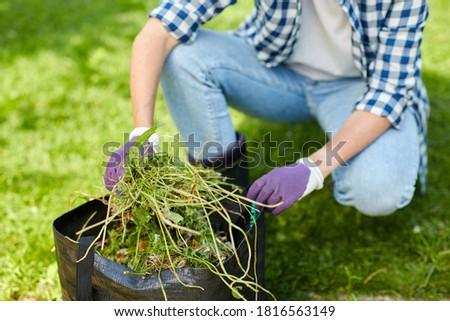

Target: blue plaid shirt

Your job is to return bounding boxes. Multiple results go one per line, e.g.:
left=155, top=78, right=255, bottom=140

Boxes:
left=150, top=0, right=430, bottom=191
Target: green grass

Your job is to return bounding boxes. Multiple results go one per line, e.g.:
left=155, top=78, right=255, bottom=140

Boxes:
left=0, top=0, right=449, bottom=300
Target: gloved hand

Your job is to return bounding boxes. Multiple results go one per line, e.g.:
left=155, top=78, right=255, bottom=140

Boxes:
left=246, top=158, right=324, bottom=215
left=103, top=127, right=159, bottom=191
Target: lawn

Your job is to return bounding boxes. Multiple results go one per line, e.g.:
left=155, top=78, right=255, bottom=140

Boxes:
left=0, top=0, right=449, bottom=300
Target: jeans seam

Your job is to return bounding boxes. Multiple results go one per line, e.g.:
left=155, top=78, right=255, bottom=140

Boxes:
left=201, top=67, right=225, bottom=154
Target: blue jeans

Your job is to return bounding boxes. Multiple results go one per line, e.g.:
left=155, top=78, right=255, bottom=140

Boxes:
left=160, top=30, right=420, bottom=216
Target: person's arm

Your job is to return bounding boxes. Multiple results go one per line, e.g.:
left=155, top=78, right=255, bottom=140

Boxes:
left=312, top=0, right=429, bottom=177
left=309, top=110, right=390, bottom=178
left=103, top=19, right=177, bottom=192
left=246, top=0, right=429, bottom=214
left=104, top=1, right=237, bottom=191
left=132, top=0, right=237, bottom=128
left=130, top=18, right=178, bottom=128
left=246, top=110, right=390, bottom=215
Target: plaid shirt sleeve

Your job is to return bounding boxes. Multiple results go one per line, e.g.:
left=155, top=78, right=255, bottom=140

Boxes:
left=149, top=0, right=237, bottom=43
left=354, top=0, right=429, bottom=129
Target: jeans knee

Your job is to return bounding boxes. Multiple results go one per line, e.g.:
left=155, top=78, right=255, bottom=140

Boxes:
left=355, top=188, right=414, bottom=216
left=160, top=42, right=210, bottom=119
left=335, top=173, right=416, bottom=217
left=161, top=44, right=198, bottom=85
left=161, top=30, right=219, bottom=86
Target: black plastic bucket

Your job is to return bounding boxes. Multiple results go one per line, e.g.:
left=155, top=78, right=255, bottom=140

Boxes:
left=53, top=198, right=265, bottom=300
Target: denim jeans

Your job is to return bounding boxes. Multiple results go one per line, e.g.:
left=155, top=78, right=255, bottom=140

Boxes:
left=160, top=29, right=420, bottom=216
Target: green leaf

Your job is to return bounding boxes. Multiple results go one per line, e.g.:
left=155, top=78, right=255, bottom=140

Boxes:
left=133, top=125, right=157, bottom=148
left=166, top=211, right=183, bottom=224
left=231, top=286, right=244, bottom=300
left=134, top=207, right=150, bottom=228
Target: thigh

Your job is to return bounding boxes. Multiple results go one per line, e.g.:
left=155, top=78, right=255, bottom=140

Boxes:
left=169, top=29, right=312, bottom=122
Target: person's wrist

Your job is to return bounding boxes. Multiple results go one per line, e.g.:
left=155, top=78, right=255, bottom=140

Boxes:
left=297, top=158, right=324, bottom=190
left=129, top=127, right=150, bottom=140
left=129, top=128, right=160, bottom=151
left=308, top=149, right=333, bottom=178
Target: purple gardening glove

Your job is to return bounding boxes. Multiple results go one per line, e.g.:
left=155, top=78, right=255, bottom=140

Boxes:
left=103, top=130, right=159, bottom=191
left=247, top=158, right=324, bottom=215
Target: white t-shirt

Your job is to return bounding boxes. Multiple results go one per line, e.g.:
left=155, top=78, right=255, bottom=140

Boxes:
left=286, top=0, right=360, bottom=80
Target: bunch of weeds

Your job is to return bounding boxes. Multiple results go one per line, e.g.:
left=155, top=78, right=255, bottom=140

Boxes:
left=76, top=129, right=276, bottom=300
